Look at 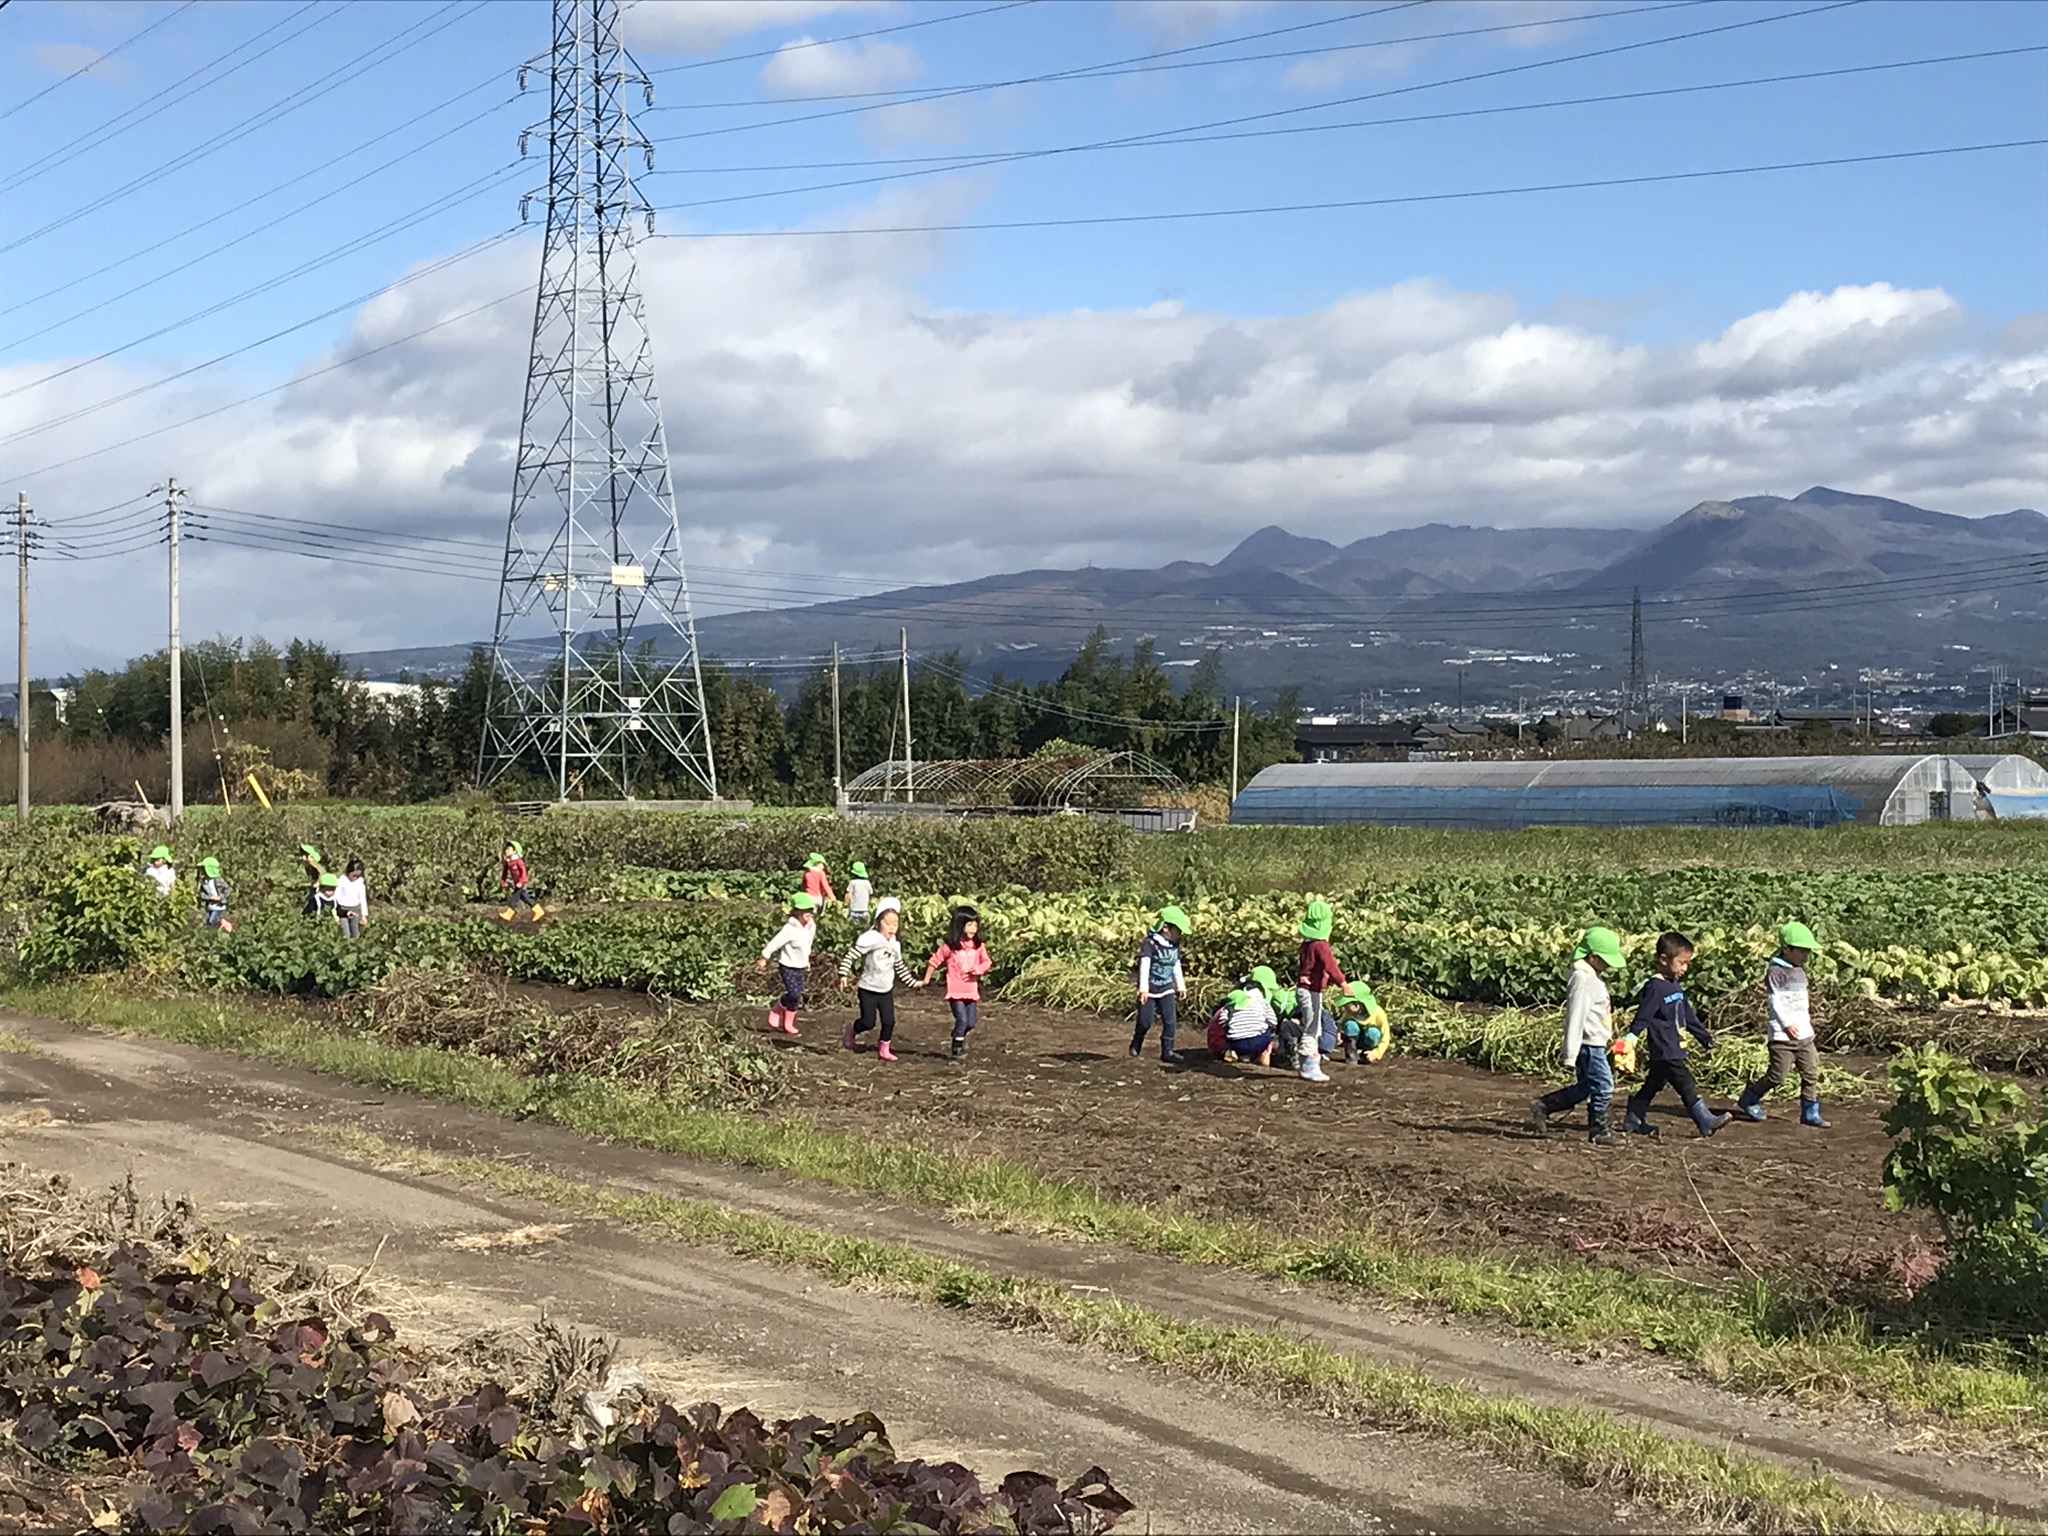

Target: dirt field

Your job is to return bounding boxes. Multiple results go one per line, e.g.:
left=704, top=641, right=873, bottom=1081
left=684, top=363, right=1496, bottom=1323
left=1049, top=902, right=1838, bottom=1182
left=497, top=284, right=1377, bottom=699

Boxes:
left=759, top=989, right=1932, bottom=1299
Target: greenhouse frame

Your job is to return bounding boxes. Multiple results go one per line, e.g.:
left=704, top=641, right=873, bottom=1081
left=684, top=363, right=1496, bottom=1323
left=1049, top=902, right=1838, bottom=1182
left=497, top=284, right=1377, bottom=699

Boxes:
left=1228, top=755, right=1996, bottom=830
left=1954, top=754, right=2048, bottom=819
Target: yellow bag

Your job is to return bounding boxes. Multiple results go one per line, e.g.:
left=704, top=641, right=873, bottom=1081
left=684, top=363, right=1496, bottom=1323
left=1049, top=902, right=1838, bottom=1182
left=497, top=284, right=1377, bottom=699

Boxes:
left=1608, top=1035, right=1638, bottom=1076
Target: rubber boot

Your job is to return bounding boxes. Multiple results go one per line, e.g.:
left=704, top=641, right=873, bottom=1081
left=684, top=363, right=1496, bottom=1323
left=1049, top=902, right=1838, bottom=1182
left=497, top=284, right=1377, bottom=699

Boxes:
left=842, top=1022, right=858, bottom=1051
left=1342, top=1036, right=1360, bottom=1064
left=1801, top=1099, right=1830, bottom=1129
left=1623, top=1103, right=1660, bottom=1137
left=1128, top=1025, right=1146, bottom=1058
left=1588, top=1108, right=1615, bottom=1146
left=1688, top=1100, right=1733, bottom=1137
left=950, top=1037, right=967, bottom=1061
left=766, top=1005, right=785, bottom=1034
left=1299, top=1044, right=1330, bottom=1084
left=1735, top=1085, right=1765, bottom=1122
left=498, top=907, right=515, bottom=921
left=877, top=1040, right=898, bottom=1063
left=781, top=1009, right=801, bottom=1037
left=1528, top=1097, right=1551, bottom=1136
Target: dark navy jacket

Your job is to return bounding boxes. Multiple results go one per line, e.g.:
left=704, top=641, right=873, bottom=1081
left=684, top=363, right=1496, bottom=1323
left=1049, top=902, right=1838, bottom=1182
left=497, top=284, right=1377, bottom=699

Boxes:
left=1626, top=975, right=1713, bottom=1061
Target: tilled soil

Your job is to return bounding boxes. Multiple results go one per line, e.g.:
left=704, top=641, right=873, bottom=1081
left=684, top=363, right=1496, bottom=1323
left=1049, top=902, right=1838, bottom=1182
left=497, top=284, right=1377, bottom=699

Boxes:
left=758, top=989, right=1934, bottom=1299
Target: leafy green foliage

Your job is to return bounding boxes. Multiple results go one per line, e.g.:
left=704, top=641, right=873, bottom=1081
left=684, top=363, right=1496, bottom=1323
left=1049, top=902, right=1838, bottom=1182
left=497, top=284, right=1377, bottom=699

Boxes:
left=15, top=851, right=180, bottom=982
left=1882, top=1045, right=2048, bottom=1323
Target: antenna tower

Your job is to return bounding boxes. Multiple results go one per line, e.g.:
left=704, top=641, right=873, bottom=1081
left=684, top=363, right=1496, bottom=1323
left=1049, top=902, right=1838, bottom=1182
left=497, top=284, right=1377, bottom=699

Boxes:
left=1624, top=586, right=1647, bottom=733
left=480, top=0, right=716, bottom=800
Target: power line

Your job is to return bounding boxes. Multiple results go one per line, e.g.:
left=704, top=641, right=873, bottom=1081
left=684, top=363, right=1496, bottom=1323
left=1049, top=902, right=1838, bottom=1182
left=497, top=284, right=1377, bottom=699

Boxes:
left=647, top=1, right=1040, bottom=75
left=0, top=0, right=198, bottom=126
left=653, top=138, right=2046, bottom=238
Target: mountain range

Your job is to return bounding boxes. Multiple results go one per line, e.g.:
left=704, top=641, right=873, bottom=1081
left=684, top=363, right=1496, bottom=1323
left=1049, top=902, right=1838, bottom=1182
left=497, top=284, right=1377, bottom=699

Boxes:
left=354, top=488, right=2047, bottom=706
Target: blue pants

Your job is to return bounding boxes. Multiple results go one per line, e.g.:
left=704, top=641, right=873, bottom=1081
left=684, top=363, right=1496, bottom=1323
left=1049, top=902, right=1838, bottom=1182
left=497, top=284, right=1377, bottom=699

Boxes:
left=777, top=964, right=807, bottom=1012
left=203, top=906, right=226, bottom=929
left=1133, top=993, right=1179, bottom=1057
left=1539, top=1044, right=1614, bottom=1127
left=950, top=999, right=978, bottom=1039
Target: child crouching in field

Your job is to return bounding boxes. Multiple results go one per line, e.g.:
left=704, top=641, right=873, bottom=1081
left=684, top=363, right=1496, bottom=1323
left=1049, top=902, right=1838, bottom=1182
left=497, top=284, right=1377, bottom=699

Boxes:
left=839, top=897, right=924, bottom=1062
left=1336, top=981, right=1391, bottom=1064
left=1531, top=927, right=1624, bottom=1145
left=1620, top=932, right=1731, bottom=1139
left=755, top=892, right=819, bottom=1036
left=1218, top=966, right=1282, bottom=1068
left=923, top=905, right=993, bottom=1061
left=1736, top=921, right=1829, bottom=1128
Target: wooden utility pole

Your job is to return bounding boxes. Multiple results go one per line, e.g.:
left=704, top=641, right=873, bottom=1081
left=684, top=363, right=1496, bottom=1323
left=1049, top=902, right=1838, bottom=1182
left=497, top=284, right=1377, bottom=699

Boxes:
left=165, top=478, right=184, bottom=822
left=1230, top=696, right=1241, bottom=803
left=830, top=642, right=843, bottom=808
left=14, top=492, right=26, bottom=822
left=899, top=627, right=914, bottom=804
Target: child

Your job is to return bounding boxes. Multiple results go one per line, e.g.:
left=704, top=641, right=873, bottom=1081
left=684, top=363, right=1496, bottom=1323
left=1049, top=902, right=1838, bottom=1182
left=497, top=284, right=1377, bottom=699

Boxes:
left=1294, top=899, right=1345, bottom=1082
left=756, top=892, right=819, bottom=1036
left=1620, top=932, right=1731, bottom=1138
left=1336, top=980, right=1391, bottom=1064
left=1736, top=921, right=1828, bottom=1128
left=1129, top=904, right=1191, bottom=1063
left=846, top=861, right=873, bottom=923
left=312, top=871, right=340, bottom=921
left=333, top=857, right=370, bottom=939
left=1221, top=966, right=1281, bottom=1068
left=838, top=896, right=923, bottom=1061
left=924, top=904, right=993, bottom=1060
left=1272, top=983, right=1338, bottom=1080
left=198, top=856, right=232, bottom=930
left=803, top=853, right=836, bottom=909
left=143, top=844, right=176, bottom=898
left=297, top=843, right=326, bottom=914
left=1530, top=926, right=1624, bottom=1145
left=499, top=841, right=545, bottom=921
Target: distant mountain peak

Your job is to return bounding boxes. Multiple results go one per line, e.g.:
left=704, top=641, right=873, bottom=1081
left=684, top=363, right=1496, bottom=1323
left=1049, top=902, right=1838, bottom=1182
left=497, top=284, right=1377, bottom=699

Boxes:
left=1214, top=525, right=1339, bottom=572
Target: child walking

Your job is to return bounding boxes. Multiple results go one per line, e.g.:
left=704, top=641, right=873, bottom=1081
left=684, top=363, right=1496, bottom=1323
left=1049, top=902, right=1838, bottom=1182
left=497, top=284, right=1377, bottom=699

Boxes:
left=846, top=861, right=873, bottom=923
left=298, top=844, right=326, bottom=916
left=1620, top=932, right=1731, bottom=1138
left=1736, top=921, right=1828, bottom=1128
left=756, top=892, right=819, bottom=1036
left=1294, top=900, right=1344, bottom=1083
left=839, top=897, right=923, bottom=1061
left=1129, top=905, right=1191, bottom=1063
left=143, top=845, right=177, bottom=898
left=1530, top=926, right=1624, bottom=1145
left=499, top=841, right=545, bottom=921
left=803, top=853, right=837, bottom=910
left=923, top=905, right=993, bottom=1060
left=197, top=856, right=231, bottom=930
left=333, top=857, right=369, bottom=939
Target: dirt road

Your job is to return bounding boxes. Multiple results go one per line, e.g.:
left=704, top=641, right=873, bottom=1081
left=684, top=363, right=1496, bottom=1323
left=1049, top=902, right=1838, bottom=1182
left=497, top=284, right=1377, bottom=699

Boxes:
left=1, top=1009, right=2040, bottom=1529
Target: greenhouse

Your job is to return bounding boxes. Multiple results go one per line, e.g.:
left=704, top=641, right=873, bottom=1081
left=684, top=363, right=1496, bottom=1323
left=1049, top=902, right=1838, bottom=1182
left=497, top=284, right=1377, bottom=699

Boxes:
left=1954, top=754, right=2048, bottom=820
left=1228, top=754, right=1991, bottom=830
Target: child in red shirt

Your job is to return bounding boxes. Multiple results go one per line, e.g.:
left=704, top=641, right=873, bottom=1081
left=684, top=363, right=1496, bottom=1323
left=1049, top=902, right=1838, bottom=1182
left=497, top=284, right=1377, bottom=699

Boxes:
left=923, top=905, right=993, bottom=1061
left=802, top=852, right=836, bottom=908
left=1293, top=900, right=1344, bottom=1083
left=499, top=840, right=544, bottom=920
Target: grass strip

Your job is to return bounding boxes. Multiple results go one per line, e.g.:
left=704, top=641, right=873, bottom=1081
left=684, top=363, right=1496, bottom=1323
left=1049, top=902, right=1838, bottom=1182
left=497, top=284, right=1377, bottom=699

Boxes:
left=11, top=980, right=2043, bottom=1444
left=313, top=1122, right=1991, bottom=1536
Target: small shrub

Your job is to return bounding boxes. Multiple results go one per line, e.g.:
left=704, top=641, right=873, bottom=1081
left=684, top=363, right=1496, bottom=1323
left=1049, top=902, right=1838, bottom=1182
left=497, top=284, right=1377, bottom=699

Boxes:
left=17, top=851, right=179, bottom=982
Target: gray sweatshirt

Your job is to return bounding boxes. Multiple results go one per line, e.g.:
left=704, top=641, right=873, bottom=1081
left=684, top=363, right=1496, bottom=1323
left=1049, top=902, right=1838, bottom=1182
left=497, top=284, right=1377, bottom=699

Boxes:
left=1560, top=959, right=1613, bottom=1062
left=840, top=929, right=918, bottom=993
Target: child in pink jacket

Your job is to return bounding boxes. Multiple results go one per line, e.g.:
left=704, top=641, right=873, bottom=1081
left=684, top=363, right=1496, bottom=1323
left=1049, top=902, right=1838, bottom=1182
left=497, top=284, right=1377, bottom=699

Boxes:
left=923, top=905, right=993, bottom=1062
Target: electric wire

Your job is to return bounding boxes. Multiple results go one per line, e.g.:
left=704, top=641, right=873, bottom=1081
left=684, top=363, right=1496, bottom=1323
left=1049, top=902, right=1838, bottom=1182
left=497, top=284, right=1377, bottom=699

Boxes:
left=647, top=1, right=1039, bottom=75
left=0, top=0, right=198, bottom=127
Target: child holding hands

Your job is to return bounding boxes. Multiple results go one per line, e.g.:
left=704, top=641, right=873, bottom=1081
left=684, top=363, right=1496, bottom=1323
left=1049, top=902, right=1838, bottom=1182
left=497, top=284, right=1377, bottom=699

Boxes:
left=923, top=904, right=992, bottom=1060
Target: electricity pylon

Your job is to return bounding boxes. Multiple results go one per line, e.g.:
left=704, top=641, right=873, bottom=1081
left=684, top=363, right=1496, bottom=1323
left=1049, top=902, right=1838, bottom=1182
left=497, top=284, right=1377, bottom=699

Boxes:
left=480, top=0, right=717, bottom=800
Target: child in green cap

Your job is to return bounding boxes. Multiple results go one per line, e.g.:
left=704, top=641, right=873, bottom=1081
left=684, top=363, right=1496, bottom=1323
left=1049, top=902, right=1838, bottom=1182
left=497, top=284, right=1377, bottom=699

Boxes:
left=198, top=857, right=231, bottom=929
left=845, top=861, right=872, bottom=923
left=313, top=871, right=340, bottom=922
left=1293, top=899, right=1344, bottom=1083
left=1130, top=905, right=1191, bottom=1063
left=1221, top=966, right=1281, bottom=1068
left=1531, top=926, right=1624, bottom=1145
left=756, top=893, right=819, bottom=1036
left=143, top=845, right=176, bottom=898
left=1336, top=980, right=1391, bottom=1064
left=1736, top=921, right=1827, bottom=1128
left=298, top=844, right=327, bottom=916
left=802, top=853, right=836, bottom=909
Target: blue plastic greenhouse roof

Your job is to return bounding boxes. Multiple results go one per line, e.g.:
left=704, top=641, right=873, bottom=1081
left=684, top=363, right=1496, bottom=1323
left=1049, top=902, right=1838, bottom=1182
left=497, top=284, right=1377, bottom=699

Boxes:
left=1228, top=755, right=1965, bottom=830
left=1987, top=792, right=2048, bottom=820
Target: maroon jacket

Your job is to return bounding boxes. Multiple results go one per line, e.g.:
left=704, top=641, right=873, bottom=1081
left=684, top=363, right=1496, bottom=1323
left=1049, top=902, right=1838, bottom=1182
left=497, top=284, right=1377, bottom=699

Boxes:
left=1297, top=939, right=1346, bottom=991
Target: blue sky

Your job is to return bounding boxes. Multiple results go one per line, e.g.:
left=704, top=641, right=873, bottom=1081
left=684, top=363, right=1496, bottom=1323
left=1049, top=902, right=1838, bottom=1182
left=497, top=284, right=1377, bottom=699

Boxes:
left=0, top=0, right=2041, bottom=664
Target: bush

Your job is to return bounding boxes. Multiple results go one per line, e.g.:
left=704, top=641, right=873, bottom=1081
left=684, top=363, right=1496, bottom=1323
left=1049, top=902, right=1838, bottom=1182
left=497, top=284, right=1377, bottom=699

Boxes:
left=1882, top=1044, right=2048, bottom=1325
left=16, top=851, right=180, bottom=982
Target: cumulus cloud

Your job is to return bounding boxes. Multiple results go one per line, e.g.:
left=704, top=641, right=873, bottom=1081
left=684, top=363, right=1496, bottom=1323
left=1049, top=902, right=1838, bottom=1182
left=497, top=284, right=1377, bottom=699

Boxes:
left=2, top=214, right=2039, bottom=663
left=759, top=35, right=921, bottom=96
left=623, top=0, right=890, bottom=58
left=1113, top=0, right=1266, bottom=45
left=33, top=42, right=122, bottom=78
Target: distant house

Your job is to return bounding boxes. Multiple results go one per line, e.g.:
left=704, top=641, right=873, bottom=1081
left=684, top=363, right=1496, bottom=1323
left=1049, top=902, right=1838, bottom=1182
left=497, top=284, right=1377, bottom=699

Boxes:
left=1539, top=711, right=1623, bottom=744
left=1294, top=721, right=1423, bottom=763
left=1410, top=720, right=1490, bottom=758
left=2022, top=698, right=2048, bottom=739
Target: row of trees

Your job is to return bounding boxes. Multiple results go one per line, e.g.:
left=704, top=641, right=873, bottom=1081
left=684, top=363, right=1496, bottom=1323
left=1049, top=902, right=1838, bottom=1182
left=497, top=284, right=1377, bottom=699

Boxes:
left=20, top=632, right=1298, bottom=804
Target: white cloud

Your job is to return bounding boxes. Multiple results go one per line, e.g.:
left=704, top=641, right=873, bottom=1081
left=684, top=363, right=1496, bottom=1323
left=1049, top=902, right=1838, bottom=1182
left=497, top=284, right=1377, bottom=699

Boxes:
left=622, top=0, right=891, bottom=58
left=2, top=209, right=2038, bottom=661
left=33, top=42, right=121, bottom=78
left=759, top=35, right=921, bottom=96
left=1114, top=0, right=1267, bottom=45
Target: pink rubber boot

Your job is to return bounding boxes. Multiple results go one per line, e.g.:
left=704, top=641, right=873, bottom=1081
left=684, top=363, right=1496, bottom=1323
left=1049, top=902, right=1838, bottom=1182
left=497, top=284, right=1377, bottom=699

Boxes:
left=877, top=1040, right=898, bottom=1063
left=842, top=1023, right=858, bottom=1051
left=766, top=1005, right=785, bottom=1033
left=781, top=1009, right=801, bottom=1036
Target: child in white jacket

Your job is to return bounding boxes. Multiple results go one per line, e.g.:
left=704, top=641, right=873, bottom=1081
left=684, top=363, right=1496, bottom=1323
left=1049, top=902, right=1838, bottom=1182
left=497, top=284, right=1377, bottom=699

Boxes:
left=755, top=892, right=819, bottom=1036
left=1530, top=926, right=1623, bottom=1145
left=837, top=897, right=924, bottom=1062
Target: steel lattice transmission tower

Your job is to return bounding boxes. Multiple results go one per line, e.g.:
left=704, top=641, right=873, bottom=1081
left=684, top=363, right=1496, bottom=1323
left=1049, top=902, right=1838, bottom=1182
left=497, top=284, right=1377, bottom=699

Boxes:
left=479, top=0, right=716, bottom=800
left=1623, top=585, right=1647, bottom=734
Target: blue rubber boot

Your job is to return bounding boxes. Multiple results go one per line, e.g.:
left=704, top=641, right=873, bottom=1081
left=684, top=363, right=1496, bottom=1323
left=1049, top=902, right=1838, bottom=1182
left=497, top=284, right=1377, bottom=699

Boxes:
left=1689, top=1099, right=1733, bottom=1137
left=1801, top=1099, right=1830, bottom=1129
left=1735, top=1086, right=1765, bottom=1122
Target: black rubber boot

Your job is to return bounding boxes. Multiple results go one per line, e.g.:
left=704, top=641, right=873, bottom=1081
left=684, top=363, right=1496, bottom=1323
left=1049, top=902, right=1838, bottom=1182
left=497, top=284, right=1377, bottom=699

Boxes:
left=1689, top=1099, right=1733, bottom=1136
left=950, top=1037, right=967, bottom=1061
left=1588, top=1108, right=1616, bottom=1146
left=1623, top=1104, right=1660, bottom=1137
left=1528, top=1097, right=1551, bottom=1136
left=1343, top=1038, right=1360, bottom=1064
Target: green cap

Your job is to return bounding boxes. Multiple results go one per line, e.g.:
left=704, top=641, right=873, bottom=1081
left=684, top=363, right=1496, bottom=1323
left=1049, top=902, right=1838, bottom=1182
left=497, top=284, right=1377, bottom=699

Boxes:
left=1342, top=979, right=1378, bottom=1011
left=1228, top=988, right=1249, bottom=1010
left=1250, top=964, right=1280, bottom=994
left=850, top=861, right=868, bottom=878
left=506, top=841, right=523, bottom=858
left=148, top=845, right=171, bottom=861
left=319, top=872, right=339, bottom=889
left=201, top=857, right=221, bottom=877
left=1156, top=904, right=1191, bottom=934
left=1574, top=927, right=1625, bottom=968
left=804, top=852, right=826, bottom=869
left=1298, top=900, right=1333, bottom=942
left=1777, top=921, right=1817, bottom=951
left=788, top=892, right=817, bottom=911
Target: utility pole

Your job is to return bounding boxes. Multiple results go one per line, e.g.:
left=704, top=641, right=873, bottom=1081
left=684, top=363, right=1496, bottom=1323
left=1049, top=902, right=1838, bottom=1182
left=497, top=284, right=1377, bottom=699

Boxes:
left=14, top=492, right=27, bottom=822
left=163, top=478, right=184, bottom=822
left=1230, top=695, right=1241, bottom=802
left=901, top=632, right=918, bottom=802
left=830, top=642, right=843, bottom=809
left=1680, top=686, right=1689, bottom=746
left=1624, top=587, right=1646, bottom=738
